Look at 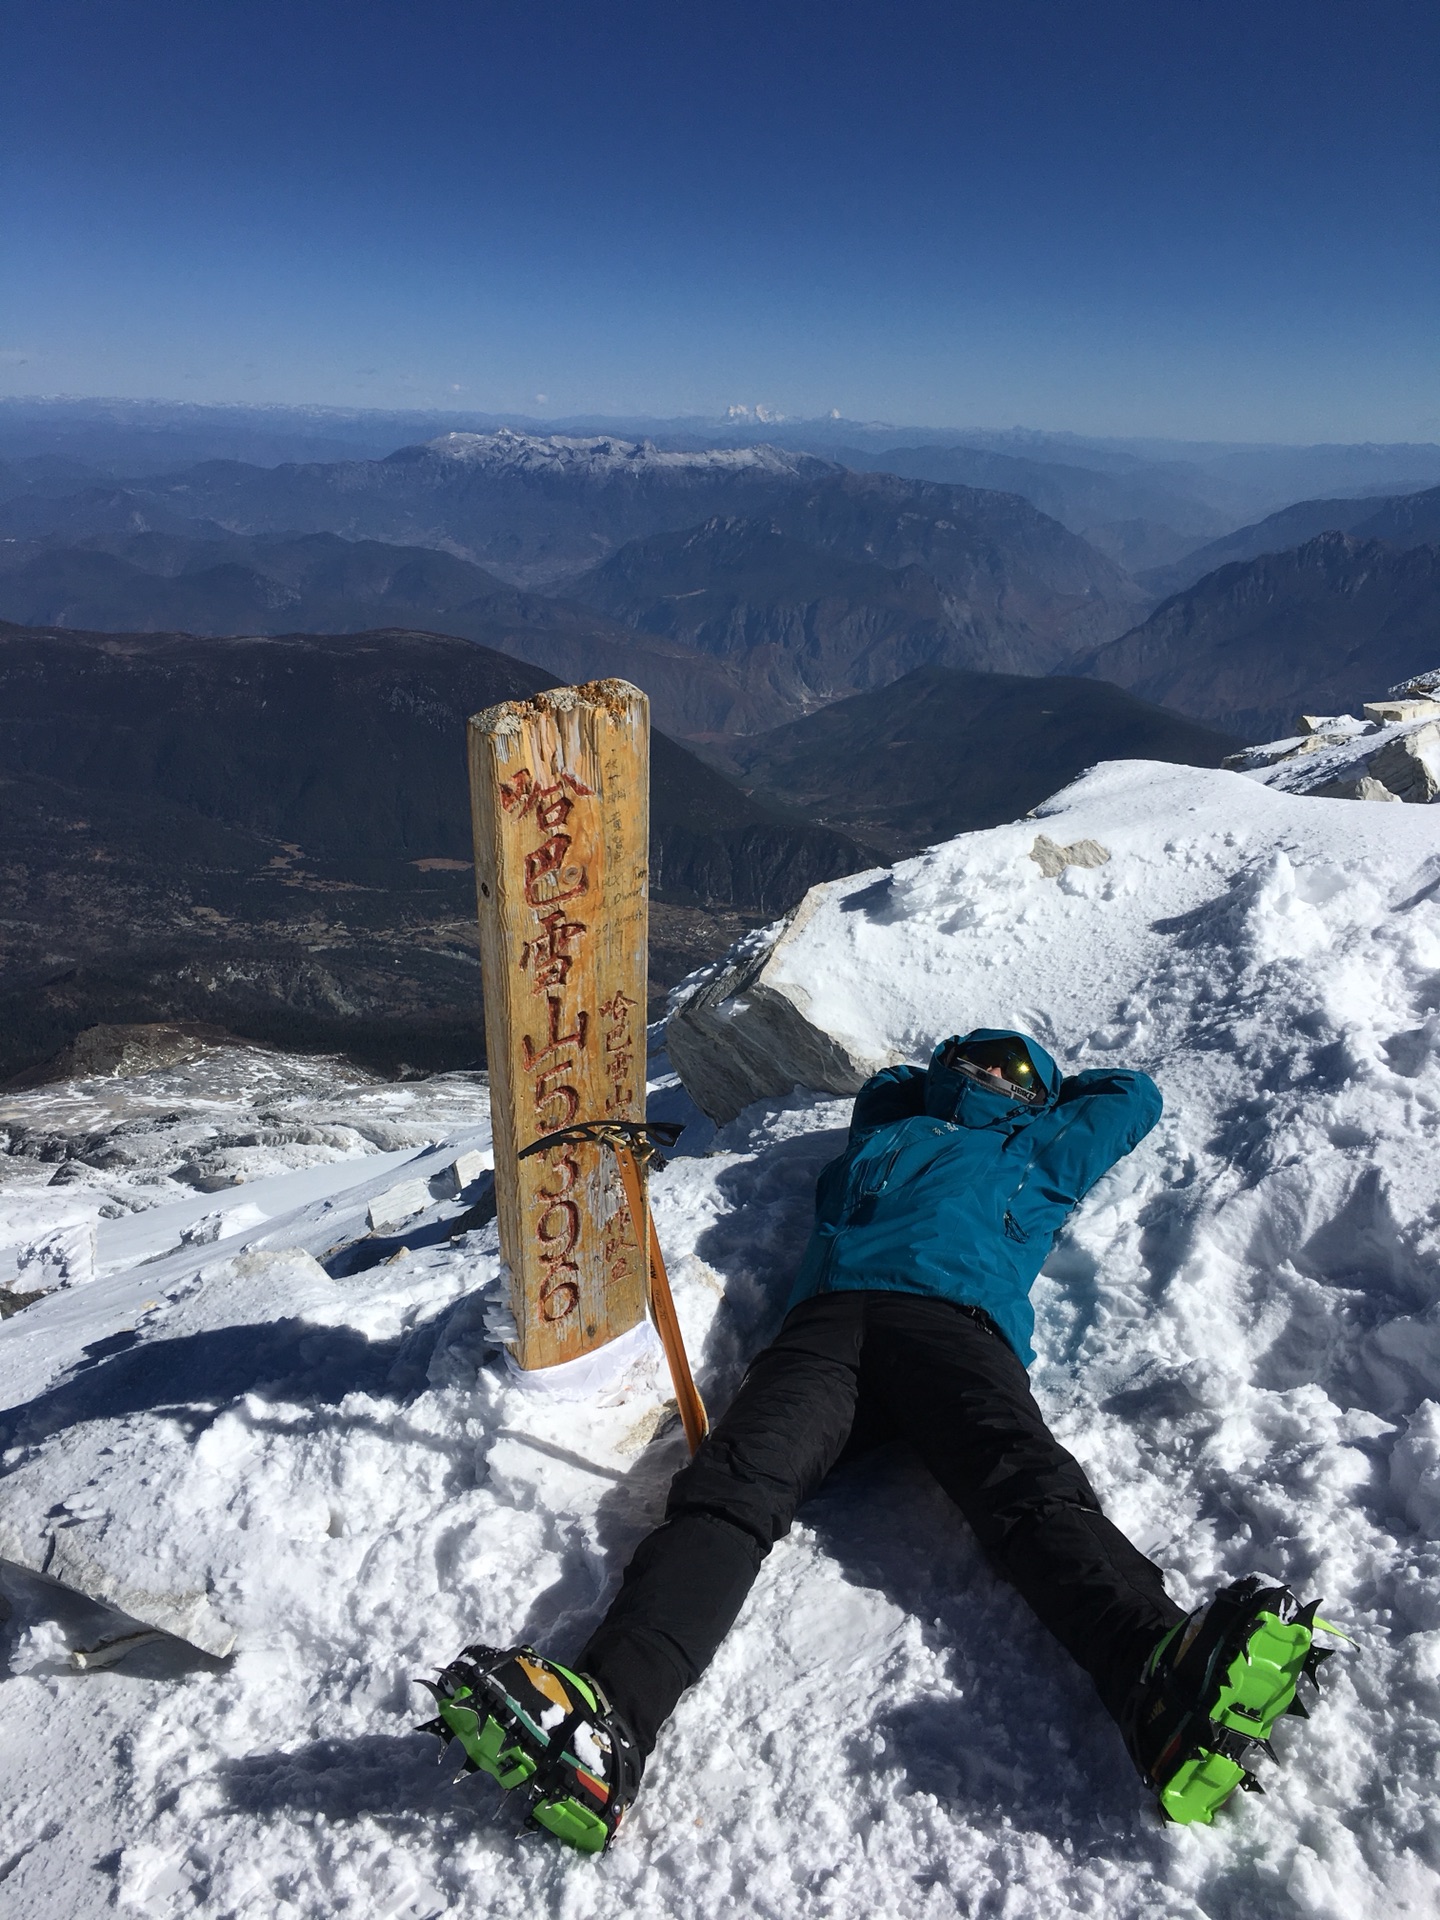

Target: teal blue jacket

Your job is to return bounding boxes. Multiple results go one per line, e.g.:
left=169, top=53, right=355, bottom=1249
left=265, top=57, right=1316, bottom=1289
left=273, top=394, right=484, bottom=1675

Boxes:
left=787, top=1030, right=1162, bottom=1364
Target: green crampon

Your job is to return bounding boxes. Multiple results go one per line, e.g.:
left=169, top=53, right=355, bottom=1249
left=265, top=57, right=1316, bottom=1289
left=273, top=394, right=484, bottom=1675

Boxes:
left=1158, top=1606, right=1332, bottom=1825
left=419, top=1645, right=640, bottom=1855
left=529, top=1794, right=612, bottom=1852
left=447, top=1660, right=615, bottom=1855
left=433, top=1685, right=540, bottom=1790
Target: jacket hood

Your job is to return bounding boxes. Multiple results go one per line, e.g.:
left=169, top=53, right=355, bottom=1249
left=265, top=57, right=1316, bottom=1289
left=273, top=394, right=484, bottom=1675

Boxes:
left=924, top=1028, right=1062, bottom=1127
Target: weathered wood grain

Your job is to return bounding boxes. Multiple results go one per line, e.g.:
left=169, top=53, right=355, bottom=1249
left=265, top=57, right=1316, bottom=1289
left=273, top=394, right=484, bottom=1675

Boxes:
left=467, top=681, right=650, bottom=1369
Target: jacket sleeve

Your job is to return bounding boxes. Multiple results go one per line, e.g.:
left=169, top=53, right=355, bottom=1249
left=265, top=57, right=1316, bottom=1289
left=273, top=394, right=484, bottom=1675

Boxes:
left=1022, top=1069, right=1163, bottom=1222
left=848, top=1065, right=926, bottom=1143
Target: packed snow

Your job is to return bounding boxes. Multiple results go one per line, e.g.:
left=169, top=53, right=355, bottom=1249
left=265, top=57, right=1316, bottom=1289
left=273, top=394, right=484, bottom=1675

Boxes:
left=4, top=758, right=1440, bottom=1918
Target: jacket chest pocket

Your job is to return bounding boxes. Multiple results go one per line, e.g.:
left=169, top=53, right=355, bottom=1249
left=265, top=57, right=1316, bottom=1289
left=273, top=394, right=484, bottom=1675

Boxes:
left=844, top=1141, right=905, bottom=1226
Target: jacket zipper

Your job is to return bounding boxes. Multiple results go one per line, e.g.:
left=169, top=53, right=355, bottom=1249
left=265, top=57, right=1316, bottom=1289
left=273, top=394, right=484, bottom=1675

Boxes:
left=869, top=1141, right=904, bottom=1193
left=1003, top=1104, right=1082, bottom=1241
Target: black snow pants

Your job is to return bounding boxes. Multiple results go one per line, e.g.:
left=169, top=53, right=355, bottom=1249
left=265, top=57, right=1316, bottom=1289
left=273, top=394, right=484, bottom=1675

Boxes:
left=580, top=1289, right=1184, bottom=1756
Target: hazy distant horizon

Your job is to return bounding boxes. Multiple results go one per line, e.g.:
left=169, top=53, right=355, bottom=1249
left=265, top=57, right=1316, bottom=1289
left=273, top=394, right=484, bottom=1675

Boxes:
left=5, top=392, right=1440, bottom=460
left=5, top=2, right=1437, bottom=444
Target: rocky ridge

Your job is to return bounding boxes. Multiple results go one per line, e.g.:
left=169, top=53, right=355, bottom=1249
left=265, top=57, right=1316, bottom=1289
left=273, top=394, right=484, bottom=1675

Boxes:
left=1223, top=672, right=1440, bottom=805
left=1080, top=531, right=1440, bottom=741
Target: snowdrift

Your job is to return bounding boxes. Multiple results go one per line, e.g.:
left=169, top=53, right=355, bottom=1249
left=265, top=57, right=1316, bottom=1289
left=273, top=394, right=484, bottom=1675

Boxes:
left=2, top=758, right=1440, bottom=1918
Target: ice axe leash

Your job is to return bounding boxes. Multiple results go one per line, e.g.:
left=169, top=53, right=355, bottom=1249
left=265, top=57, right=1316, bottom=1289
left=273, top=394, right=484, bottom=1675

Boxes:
left=518, top=1120, right=709, bottom=1454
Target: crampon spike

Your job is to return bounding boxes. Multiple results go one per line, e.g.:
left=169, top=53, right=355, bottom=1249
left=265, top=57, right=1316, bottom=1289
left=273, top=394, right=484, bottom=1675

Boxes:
left=458, top=1642, right=504, bottom=1665
left=415, top=1716, right=450, bottom=1740
left=1313, top=1616, right=1355, bottom=1646
left=1238, top=1771, right=1265, bottom=1795
left=1285, top=1694, right=1311, bottom=1718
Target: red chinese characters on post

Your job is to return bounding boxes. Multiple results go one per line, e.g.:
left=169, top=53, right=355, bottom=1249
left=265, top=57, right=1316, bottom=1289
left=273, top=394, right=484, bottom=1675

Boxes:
left=501, top=767, right=596, bottom=1325
left=521, top=995, right=589, bottom=1129
left=520, top=908, right=587, bottom=991
left=599, top=988, right=638, bottom=1114
left=532, top=1144, right=582, bottom=1323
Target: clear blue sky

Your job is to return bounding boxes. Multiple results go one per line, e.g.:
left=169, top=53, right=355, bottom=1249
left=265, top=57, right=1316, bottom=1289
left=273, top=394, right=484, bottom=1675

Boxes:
left=3, top=0, right=1438, bottom=440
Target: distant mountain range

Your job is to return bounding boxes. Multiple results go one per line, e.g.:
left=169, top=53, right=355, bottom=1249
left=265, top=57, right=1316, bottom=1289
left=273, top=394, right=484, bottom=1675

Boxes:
left=0, top=484, right=234, bottom=540
left=719, top=664, right=1236, bottom=857
left=1137, top=483, right=1440, bottom=597
left=7, top=396, right=1440, bottom=525
left=9, top=406, right=1440, bottom=804
left=1081, top=532, right=1440, bottom=740
left=0, top=432, right=1144, bottom=670
left=10, top=400, right=1440, bottom=1090
left=832, top=442, right=1229, bottom=572
left=568, top=516, right=1000, bottom=707
left=0, top=435, right=1219, bottom=580
left=12, top=477, right=1440, bottom=760
left=0, top=431, right=1155, bottom=723
left=929, top=431, right=1440, bottom=529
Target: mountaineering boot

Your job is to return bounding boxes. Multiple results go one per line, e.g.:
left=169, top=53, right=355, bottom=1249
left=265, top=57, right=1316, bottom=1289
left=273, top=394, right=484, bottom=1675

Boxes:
left=418, top=1644, right=642, bottom=1853
left=1120, top=1575, right=1339, bottom=1824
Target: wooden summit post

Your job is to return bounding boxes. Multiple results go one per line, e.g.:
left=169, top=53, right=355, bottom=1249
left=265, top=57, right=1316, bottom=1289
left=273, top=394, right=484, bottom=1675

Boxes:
left=468, top=680, right=650, bottom=1371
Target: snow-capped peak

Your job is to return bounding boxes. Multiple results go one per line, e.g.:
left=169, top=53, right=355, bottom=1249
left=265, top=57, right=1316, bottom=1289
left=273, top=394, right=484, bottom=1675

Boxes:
left=416, top=429, right=820, bottom=480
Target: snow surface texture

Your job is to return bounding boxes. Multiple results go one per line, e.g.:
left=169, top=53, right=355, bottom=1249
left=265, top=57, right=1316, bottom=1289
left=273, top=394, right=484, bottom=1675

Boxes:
left=3, top=760, right=1440, bottom=1916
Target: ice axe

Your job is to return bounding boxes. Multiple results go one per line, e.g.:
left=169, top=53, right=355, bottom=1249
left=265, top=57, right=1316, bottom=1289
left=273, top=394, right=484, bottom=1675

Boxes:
left=518, top=1120, right=709, bottom=1454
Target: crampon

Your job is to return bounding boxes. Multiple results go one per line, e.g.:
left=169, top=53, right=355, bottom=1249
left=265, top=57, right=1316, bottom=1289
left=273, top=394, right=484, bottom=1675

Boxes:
left=418, top=1643, right=641, bottom=1854
left=1122, top=1575, right=1349, bottom=1825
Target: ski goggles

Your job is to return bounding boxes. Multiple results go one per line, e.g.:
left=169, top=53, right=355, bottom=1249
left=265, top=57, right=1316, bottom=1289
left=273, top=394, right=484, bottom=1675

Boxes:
left=941, top=1036, right=1045, bottom=1105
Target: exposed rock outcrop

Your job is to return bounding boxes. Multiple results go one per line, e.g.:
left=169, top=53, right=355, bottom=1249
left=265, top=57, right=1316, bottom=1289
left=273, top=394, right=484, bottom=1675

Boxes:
left=666, top=886, right=895, bottom=1124
left=1226, top=674, right=1440, bottom=805
left=1029, top=835, right=1111, bottom=878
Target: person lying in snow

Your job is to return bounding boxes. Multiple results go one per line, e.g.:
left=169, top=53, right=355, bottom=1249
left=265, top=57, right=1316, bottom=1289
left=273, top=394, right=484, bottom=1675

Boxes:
left=422, top=1028, right=1334, bottom=1853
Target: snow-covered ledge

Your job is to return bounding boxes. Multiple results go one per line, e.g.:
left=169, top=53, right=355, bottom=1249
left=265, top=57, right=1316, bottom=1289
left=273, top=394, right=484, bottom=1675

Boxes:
left=665, top=881, right=897, bottom=1124
left=666, top=754, right=1440, bottom=1126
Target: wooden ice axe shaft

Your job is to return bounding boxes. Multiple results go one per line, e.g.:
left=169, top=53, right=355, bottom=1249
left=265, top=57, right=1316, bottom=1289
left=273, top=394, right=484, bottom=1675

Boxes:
left=607, top=1141, right=708, bottom=1455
